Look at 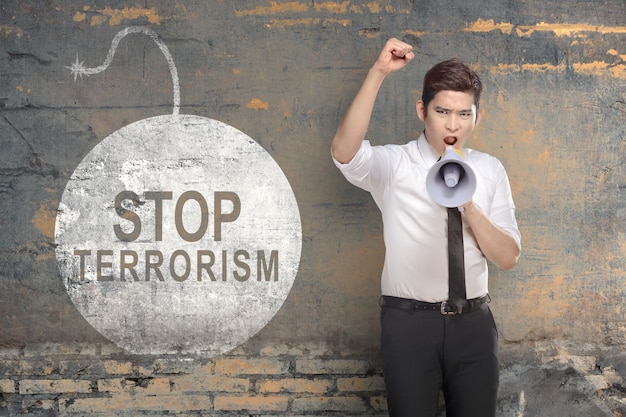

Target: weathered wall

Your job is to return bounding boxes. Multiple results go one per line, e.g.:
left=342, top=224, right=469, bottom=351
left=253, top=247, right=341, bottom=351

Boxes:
left=1, top=1, right=625, bottom=415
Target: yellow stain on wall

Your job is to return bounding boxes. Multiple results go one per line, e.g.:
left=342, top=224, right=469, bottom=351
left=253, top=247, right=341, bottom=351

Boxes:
left=76, top=6, right=162, bottom=26
left=402, top=29, right=428, bottom=38
left=32, top=200, right=58, bottom=239
left=516, top=273, right=572, bottom=326
left=247, top=98, right=269, bottom=110
left=574, top=62, right=626, bottom=79
left=607, top=48, right=626, bottom=61
left=313, top=1, right=351, bottom=13
left=236, top=1, right=405, bottom=17
left=463, top=18, right=514, bottom=35
left=0, top=24, right=24, bottom=38
left=516, top=22, right=626, bottom=37
left=521, top=129, right=535, bottom=144
left=487, top=61, right=624, bottom=79
left=235, top=1, right=309, bottom=17
left=72, top=11, right=87, bottom=22
left=265, top=18, right=351, bottom=31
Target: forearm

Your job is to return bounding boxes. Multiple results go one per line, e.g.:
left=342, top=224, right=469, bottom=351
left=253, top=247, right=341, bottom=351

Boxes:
left=331, top=68, right=387, bottom=164
left=332, top=38, right=414, bottom=164
left=461, top=201, right=521, bottom=270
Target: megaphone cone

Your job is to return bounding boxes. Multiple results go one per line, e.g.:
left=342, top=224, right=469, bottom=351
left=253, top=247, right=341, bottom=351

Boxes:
left=426, top=147, right=477, bottom=208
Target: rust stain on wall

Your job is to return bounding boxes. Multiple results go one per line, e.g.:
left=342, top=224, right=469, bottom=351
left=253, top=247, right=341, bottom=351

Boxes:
left=72, top=6, right=163, bottom=26
left=485, top=62, right=625, bottom=79
left=235, top=1, right=406, bottom=17
left=463, top=18, right=515, bottom=35
left=234, top=1, right=310, bottom=17
left=516, top=22, right=626, bottom=37
left=574, top=61, right=626, bottom=79
left=247, top=98, right=270, bottom=111
left=32, top=199, right=58, bottom=239
left=265, top=18, right=352, bottom=30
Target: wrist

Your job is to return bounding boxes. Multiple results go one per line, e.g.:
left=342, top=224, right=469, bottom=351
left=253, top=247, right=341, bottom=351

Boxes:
left=459, top=200, right=474, bottom=213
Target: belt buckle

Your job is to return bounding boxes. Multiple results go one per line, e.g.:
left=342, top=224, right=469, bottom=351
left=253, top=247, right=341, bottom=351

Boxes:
left=440, top=301, right=458, bottom=315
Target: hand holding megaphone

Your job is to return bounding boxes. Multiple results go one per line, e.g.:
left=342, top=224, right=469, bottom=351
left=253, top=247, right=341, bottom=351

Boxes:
left=426, top=146, right=477, bottom=208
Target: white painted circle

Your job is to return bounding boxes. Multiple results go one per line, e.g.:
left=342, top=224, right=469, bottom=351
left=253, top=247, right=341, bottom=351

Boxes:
left=55, top=114, right=301, bottom=356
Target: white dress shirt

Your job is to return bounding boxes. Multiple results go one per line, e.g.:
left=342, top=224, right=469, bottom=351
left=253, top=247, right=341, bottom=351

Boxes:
left=333, top=133, right=521, bottom=302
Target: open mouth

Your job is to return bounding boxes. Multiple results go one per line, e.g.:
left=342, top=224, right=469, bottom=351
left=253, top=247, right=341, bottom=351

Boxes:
left=444, top=136, right=457, bottom=146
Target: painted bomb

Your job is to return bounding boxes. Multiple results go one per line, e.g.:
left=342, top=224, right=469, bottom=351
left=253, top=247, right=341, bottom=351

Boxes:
left=71, top=190, right=279, bottom=283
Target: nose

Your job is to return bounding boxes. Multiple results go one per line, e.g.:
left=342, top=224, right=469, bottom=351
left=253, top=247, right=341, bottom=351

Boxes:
left=446, top=114, right=460, bottom=132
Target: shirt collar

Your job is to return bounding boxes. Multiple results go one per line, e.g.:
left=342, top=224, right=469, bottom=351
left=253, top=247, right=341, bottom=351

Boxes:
left=417, top=133, right=441, bottom=168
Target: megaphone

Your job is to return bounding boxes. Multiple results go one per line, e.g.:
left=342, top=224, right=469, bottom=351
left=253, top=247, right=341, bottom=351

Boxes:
left=426, top=146, right=477, bottom=208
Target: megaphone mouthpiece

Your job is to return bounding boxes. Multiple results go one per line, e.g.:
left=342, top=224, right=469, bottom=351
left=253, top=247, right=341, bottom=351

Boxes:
left=442, top=163, right=462, bottom=188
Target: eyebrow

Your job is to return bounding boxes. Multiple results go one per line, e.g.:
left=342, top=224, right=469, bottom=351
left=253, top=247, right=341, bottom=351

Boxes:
left=435, top=106, right=474, bottom=113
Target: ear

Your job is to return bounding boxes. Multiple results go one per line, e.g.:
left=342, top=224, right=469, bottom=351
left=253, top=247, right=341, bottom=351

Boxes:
left=416, top=100, right=426, bottom=122
left=474, top=107, right=483, bottom=127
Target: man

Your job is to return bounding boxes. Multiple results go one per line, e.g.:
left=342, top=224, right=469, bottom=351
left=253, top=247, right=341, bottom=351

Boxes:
left=331, top=38, right=521, bottom=417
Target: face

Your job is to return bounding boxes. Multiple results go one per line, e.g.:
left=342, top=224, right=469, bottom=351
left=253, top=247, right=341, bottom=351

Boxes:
left=416, top=90, right=481, bottom=155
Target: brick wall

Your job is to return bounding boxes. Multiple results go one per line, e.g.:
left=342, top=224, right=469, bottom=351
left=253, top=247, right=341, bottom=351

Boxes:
left=2, top=342, right=625, bottom=416
left=0, top=343, right=388, bottom=416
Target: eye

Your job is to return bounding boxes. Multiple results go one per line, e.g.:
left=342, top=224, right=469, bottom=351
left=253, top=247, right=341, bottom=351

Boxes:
left=459, top=111, right=473, bottom=119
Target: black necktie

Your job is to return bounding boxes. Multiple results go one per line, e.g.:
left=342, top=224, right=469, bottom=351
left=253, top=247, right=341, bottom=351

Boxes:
left=447, top=207, right=466, bottom=312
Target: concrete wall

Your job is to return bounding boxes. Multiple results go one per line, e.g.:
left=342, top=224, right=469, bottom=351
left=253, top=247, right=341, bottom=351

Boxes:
left=1, top=1, right=624, bottom=415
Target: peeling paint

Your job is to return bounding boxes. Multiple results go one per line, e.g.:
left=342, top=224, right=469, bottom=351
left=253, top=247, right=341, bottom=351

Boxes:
left=312, top=1, right=351, bottom=14
left=516, top=22, right=626, bottom=37
left=235, top=1, right=406, bottom=17
left=247, top=98, right=269, bottom=110
left=234, top=2, right=309, bottom=17
left=485, top=61, right=625, bottom=79
left=573, top=62, right=626, bottom=79
left=265, top=18, right=351, bottom=30
left=75, top=6, right=163, bottom=27
left=403, top=29, right=427, bottom=38
left=607, top=48, right=626, bottom=61
left=463, top=18, right=514, bottom=35
left=0, top=24, right=24, bottom=38
left=32, top=199, right=58, bottom=239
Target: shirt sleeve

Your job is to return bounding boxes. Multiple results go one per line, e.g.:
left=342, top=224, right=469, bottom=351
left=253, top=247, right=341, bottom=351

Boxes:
left=331, top=140, right=392, bottom=193
left=489, top=162, right=522, bottom=250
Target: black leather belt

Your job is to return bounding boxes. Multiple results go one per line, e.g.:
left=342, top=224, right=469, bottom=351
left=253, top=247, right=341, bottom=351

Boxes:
left=380, top=294, right=490, bottom=315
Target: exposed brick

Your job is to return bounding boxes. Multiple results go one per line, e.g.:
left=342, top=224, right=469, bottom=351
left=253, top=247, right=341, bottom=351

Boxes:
left=59, top=393, right=213, bottom=413
left=97, top=378, right=124, bottom=393
left=0, top=379, right=15, bottom=393
left=98, top=376, right=171, bottom=394
left=291, top=396, right=368, bottom=413
left=21, top=397, right=56, bottom=412
left=0, top=359, right=55, bottom=376
left=213, top=395, right=289, bottom=412
left=258, top=377, right=332, bottom=394
left=152, top=357, right=201, bottom=374
left=370, top=395, right=388, bottom=412
left=57, top=358, right=134, bottom=377
left=337, top=375, right=385, bottom=392
left=215, top=358, right=289, bottom=375
left=103, top=359, right=134, bottom=375
left=19, top=378, right=93, bottom=394
left=259, top=341, right=335, bottom=357
left=172, top=374, right=249, bottom=393
left=296, top=359, right=372, bottom=375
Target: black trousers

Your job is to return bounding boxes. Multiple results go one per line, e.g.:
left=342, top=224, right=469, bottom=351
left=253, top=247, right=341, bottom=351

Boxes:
left=380, top=301, right=499, bottom=417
